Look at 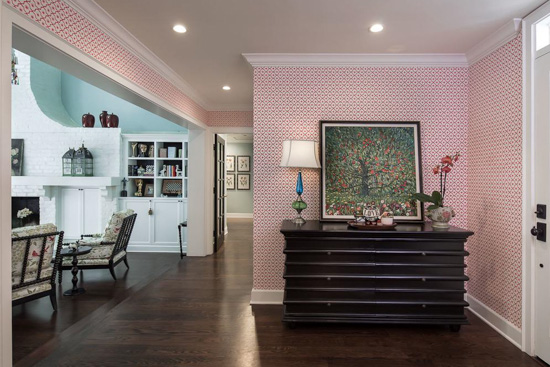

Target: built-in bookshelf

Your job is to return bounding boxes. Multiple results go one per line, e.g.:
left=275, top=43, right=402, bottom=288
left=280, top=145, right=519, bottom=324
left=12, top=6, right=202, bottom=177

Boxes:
left=122, top=134, right=188, bottom=198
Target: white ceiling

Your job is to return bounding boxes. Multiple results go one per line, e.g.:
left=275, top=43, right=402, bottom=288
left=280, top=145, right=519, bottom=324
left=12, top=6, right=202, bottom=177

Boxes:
left=94, top=0, right=545, bottom=111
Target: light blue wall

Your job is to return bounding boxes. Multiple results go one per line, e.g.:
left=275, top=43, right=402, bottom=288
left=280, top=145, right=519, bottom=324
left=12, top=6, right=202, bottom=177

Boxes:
left=60, top=72, right=187, bottom=133
left=227, top=143, right=253, bottom=214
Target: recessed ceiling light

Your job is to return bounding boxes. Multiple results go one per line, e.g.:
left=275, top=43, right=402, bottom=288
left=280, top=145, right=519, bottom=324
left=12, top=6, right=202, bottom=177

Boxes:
left=222, top=85, right=231, bottom=91
left=369, top=24, right=384, bottom=33
left=173, top=24, right=187, bottom=33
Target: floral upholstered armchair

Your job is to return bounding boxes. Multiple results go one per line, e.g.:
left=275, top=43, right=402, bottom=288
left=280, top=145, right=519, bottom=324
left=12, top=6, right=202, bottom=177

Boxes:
left=12, top=223, right=64, bottom=311
left=58, top=209, right=137, bottom=282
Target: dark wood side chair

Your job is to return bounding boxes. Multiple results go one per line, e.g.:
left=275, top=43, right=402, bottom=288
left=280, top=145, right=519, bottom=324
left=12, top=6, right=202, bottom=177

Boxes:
left=12, top=223, right=64, bottom=311
left=58, top=211, right=137, bottom=282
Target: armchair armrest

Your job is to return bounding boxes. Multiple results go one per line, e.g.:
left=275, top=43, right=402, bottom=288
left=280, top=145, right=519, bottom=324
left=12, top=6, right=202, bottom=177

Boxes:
left=81, top=234, right=103, bottom=240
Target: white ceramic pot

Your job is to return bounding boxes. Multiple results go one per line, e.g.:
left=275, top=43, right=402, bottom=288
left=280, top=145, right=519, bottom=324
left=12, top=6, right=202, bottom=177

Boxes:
left=427, top=206, right=456, bottom=228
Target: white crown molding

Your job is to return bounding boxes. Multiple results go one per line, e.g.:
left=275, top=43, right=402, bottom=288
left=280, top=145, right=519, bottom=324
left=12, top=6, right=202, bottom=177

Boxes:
left=242, top=53, right=469, bottom=67
left=64, top=0, right=212, bottom=110
left=466, top=18, right=522, bottom=65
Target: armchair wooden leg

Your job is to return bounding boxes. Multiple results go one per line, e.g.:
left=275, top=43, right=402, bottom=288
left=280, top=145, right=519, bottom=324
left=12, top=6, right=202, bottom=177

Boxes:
left=109, top=265, right=117, bottom=280
left=123, top=256, right=130, bottom=269
left=49, top=289, right=57, bottom=311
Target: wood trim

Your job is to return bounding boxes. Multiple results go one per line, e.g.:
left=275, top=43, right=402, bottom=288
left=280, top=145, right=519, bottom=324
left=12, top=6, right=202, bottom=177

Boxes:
left=250, top=289, right=284, bottom=304
left=465, top=19, right=522, bottom=65
left=226, top=213, right=253, bottom=219
left=466, top=294, right=522, bottom=349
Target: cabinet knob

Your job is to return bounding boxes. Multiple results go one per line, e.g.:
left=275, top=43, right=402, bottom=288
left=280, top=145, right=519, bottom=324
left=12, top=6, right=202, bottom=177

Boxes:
left=327, top=251, right=331, bottom=255
left=327, top=303, right=331, bottom=307
left=327, top=277, right=331, bottom=281
left=422, top=252, right=426, bottom=256
left=421, top=278, right=426, bottom=282
left=422, top=304, right=427, bottom=308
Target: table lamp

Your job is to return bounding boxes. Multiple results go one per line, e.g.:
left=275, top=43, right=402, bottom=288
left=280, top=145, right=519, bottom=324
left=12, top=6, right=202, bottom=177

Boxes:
left=280, top=140, right=321, bottom=224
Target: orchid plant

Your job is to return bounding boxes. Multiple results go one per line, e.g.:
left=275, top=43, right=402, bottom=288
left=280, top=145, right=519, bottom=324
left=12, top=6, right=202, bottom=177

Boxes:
left=412, top=152, right=460, bottom=210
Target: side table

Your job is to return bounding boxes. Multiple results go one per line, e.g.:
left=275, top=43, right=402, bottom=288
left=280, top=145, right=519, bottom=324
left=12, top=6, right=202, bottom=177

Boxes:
left=60, top=245, right=92, bottom=296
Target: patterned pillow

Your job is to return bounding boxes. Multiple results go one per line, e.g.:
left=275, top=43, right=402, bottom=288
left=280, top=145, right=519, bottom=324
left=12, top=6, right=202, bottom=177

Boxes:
left=12, top=223, right=57, bottom=286
left=103, top=209, right=134, bottom=243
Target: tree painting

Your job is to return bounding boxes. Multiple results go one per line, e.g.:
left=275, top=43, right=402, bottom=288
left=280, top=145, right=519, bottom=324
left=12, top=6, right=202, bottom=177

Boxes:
left=322, top=123, right=422, bottom=220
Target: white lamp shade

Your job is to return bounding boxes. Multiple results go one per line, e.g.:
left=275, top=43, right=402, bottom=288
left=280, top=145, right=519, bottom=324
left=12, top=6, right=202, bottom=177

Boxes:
left=280, top=140, right=321, bottom=168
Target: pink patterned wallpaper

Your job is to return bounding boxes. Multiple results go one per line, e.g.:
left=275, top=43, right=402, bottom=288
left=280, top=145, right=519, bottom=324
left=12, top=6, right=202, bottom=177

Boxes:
left=208, top=111, right=253, bottom=127
left=253, top=66, right=469, bottom=290
left=467, top=34, right=523, bottom=328
left=5, top=0, right=209, bottom=124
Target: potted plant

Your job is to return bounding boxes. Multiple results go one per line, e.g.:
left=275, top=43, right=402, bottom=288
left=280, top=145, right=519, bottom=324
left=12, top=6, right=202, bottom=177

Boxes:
left=412, top=153, right=460, bottom=228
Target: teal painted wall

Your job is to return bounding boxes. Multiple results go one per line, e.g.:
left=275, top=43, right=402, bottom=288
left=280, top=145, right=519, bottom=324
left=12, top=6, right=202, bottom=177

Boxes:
left=60, top=72, right=187, bottom=133
left=227, top=143, right=253, bottom=214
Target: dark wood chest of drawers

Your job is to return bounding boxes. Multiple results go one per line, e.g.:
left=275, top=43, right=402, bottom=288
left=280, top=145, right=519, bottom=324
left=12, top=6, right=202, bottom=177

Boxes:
left=281, top=220, right=474, bottom=330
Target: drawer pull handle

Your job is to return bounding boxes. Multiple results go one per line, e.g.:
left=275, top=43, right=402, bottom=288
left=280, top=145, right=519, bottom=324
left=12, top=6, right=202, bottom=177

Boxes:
left=422, top=304, right=427, bottom=308
left=421, top=278, right=426, bottom=282
left=327, top=252, right=331, bottom=255
left=327, top=303, right=331, bottom=307
left=422, top=252, right=426, bottom=256
left=327, top=277, right=331, bottom=281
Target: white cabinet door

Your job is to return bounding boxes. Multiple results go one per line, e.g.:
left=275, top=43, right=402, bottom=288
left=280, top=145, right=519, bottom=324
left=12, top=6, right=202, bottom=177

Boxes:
left=153, top=200, right=181, bottom=247
left=82, top=189, right=100, bottom=235
left=60, top=188, right=83, bottom=240
left=121, top=199, right=152, bottom=246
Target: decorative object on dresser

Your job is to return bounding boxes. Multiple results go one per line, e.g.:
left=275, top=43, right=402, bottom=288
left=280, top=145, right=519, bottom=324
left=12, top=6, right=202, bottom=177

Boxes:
left=120, top=178, right=128, bottom=197
left=226, top=155, right=235, bottom=172
left=11, top=139, right=24, bottom=176
left=280, top=220, right=473, bottom=331
left=162, top=179, right=183, bottom=196
left=12, top=223, right=64, bottom=310
left=237, top=174, right=250, bottom=190
left=99, top=110, right=108, bottom=128
left=237, top=155, right=250, bottom=172
left=144, top=183, right=154, bottom=197
left=280, top=140, right=321, bottom=224
left=59, top=211, right=137, bottom=282
left=412, top=153, right=460, bottom=229
left=227, top=174, right=235, bottom=190
left=82, top=113, right=95, bottom=128
left=320, top=121, right=423, bottom=222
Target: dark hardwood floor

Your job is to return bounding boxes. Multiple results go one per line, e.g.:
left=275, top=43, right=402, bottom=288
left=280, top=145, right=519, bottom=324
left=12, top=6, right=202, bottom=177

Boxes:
left=13, top=219, right=546, bottom=366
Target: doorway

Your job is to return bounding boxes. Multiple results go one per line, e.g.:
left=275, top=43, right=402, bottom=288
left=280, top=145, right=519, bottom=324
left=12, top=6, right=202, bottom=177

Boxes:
left=214, top=134, right=226, bottom=252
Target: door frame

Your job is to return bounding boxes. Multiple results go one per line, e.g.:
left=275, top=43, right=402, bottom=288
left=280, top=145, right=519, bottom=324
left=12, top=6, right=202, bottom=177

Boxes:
left=523, top=1, right=550, bottom=356
left=213, top=134, right=226, bottom=252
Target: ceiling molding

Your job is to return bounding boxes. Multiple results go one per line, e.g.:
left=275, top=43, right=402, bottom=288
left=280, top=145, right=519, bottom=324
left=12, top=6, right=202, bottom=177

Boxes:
left=466, top=18, right=522, bottom=65
left=64, top=0, right=212, bottom=110
left=208, top=104, right=253, bottom=111
left=242, top=53, right=469, bottom=67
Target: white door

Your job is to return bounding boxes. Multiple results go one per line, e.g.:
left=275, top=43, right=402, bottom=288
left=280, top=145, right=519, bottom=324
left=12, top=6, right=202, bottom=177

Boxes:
left=153, top=200, right=182, bottom=248
left=60, top=188, right=82, bottom=240
left=534, top=47, right=550, bottom=364
left=122, top=199, right=152, bottom=246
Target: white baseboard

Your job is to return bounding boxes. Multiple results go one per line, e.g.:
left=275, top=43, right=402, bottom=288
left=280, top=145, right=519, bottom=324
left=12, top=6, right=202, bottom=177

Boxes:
left=250, top=289, right=284, bottom=304
left=227, top=213, right=253, bottom=219
left=466, top=294, right=522, bottom=348
left=127, top=243, right=186, bottom=253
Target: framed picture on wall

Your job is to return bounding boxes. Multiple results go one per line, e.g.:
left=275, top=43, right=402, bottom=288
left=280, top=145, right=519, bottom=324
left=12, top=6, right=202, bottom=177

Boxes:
left=237, top=174, right=250, bottom=190
left=237, top=156, right=250, bottom=172
left=320, top=121, right=423, bottom=222
left=11, top=139, right=24, bottom=176
left=226, top=155, right=235, bottom=172
left=227, top=174, right=235, bottom=190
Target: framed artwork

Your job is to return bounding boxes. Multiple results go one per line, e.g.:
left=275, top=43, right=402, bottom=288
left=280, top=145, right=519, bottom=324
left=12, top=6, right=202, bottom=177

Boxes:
left=237, top=156, right=250, bottom=172
left=226, top=174, right=235, bottom=190
left=320, top=121, right=423, bottom=222
left=11, top=139, right=23, bottom=176
left=237, top=174, right=250, bottom=190
left=144, top=183, right=154, bottom=197
left=226, top=155, right=235, bottom=172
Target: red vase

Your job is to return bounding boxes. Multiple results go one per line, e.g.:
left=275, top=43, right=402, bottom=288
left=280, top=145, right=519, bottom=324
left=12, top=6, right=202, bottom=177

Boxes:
left=99, top=111, right=108, bottom=128
left=82, top=113, right=95, bottom=128
left=106, top=113, right=119, bottom=128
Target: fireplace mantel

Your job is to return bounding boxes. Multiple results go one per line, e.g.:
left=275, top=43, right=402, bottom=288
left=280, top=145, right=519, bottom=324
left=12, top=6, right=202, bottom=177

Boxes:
left=12, top=176, right=121, bottom=188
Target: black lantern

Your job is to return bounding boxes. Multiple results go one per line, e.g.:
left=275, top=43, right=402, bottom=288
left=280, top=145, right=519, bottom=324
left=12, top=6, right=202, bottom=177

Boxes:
left=73, top=144, right=93, bottom=176
left=62, top=148, right=75, bottom=176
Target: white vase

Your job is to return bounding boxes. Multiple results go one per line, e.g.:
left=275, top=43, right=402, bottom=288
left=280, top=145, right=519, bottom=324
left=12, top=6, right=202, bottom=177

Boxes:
left=427, top=206, right=455, bottom=228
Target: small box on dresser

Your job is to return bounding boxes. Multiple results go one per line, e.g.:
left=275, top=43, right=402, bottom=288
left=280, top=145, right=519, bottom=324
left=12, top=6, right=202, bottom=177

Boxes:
left=280, top=220, right=473, bottom=331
